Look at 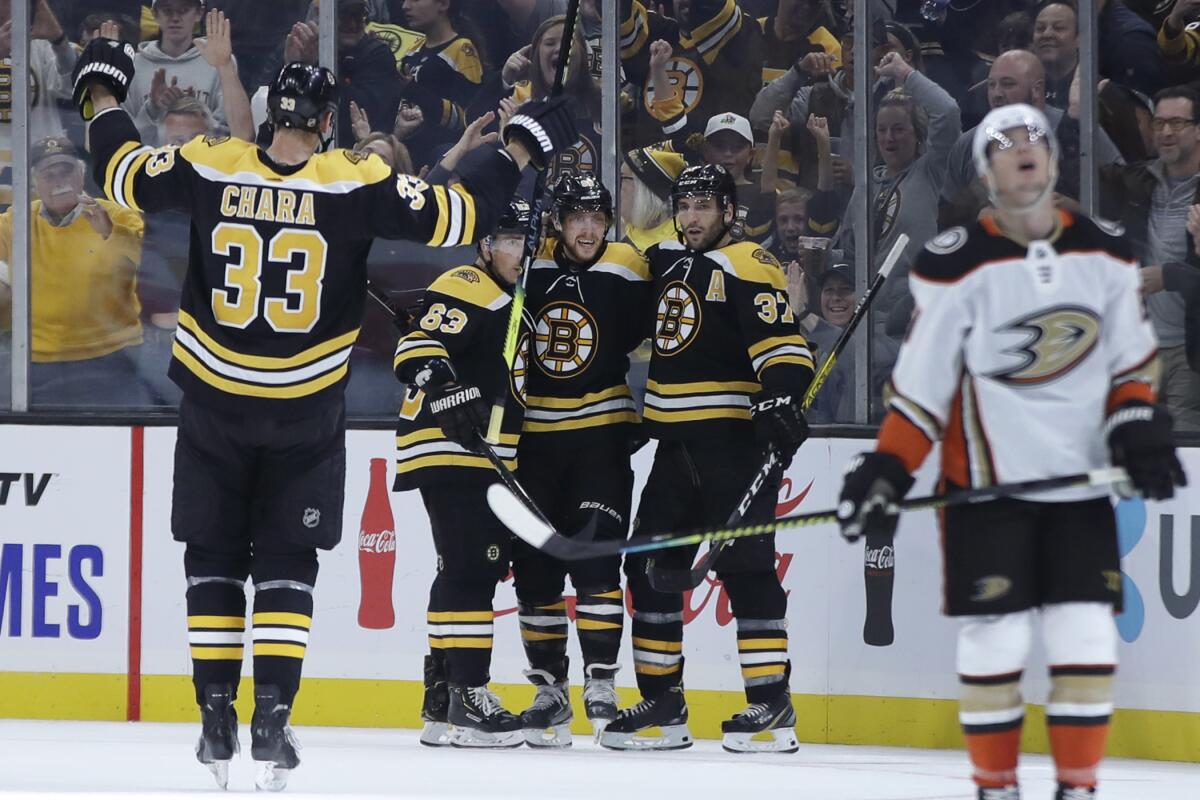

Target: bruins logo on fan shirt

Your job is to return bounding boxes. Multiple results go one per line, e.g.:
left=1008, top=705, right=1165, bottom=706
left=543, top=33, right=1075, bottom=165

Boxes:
left=534, top=302, right=597, bottom=377
left=643, top=55, right=703, bottom=114
left=989, top=305, right=1101, bottom=386
left=655, top=281, right=701, bottom=355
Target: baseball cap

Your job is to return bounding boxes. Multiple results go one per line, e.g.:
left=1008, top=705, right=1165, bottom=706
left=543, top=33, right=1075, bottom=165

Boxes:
left=818, top=264, right=853, bottom=290
left=31, top=137, right=80, bottom=171
left=704, top=112, right=753, bottom=144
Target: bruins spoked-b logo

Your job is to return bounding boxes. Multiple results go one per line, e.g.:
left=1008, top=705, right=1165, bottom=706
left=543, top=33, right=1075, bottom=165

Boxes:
left=988, top=305, right=1100, bottom=386
left=510, top=331, right=530, bottom=403
left=534, top=302, right=597, bottom=377
left=655, top=281, right=701, bottom=355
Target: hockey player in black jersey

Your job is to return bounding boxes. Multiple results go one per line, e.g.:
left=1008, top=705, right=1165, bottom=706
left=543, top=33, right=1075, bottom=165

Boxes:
left=837, top=104, right=1185, bottom=800
left=394, top=199, right=534, bottom=749
left=601, top=165, right=814, bottom=752
left=510, top=173, right=655, bottom=746
left=71, top=33, right=575, bottom=786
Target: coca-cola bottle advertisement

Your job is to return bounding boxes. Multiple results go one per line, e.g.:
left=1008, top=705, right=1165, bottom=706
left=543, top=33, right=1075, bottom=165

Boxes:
left=358, top=458, right=397, bottom=629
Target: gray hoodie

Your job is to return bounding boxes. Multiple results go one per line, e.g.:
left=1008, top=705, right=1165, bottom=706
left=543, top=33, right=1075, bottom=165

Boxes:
left=124, top=40, right=233, bottom=145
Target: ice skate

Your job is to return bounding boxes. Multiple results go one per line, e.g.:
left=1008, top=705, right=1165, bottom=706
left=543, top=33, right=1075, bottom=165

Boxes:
left=250, top=684, right=301, bottom=792
left=195, top=683, right=238, bottom=790
left=419, top=656, right=451, bottom=747
left=582, top=664, right=619, bottom=737
left=720, top=690, right=799, bottom=753
left=599, top=685, right=692, bottom=751
left=448, top=685, right=524, bottom=748
left=520, top=669, right=572, bottom=747
left=978, top=786, right=1020, bottom=800
left=1055, top=786, right=1094, bottom=800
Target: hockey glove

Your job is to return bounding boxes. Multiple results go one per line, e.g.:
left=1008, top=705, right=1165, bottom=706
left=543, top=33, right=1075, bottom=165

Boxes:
left=837, top=452, right=914, bottom=543
left=502, top=96, right=578, bottom=171
left=1106, top=403, right=1187, bottom=501
left=72, top=37, right=137, bottom=120
left=750, top=387, right=810, bottom=459
left=413, top=358, right=488, bottom=449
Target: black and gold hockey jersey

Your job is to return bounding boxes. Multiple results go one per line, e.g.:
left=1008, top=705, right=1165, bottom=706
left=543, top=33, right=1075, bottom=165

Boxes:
left=644, top=239, right=814, bottom=440
left=522, top=238, right=654, bottom=446
left=400, top=35, right=485, bottom=136
left=625, top=0, right=766, bottom=142
left=392, top=264, right=531, bottom=490
left=86, top=105, right=520, bottom=416
left=757, top=17, right=841, bottom=87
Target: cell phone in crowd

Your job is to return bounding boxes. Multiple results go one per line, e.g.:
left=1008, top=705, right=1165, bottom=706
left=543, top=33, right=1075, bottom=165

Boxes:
left=829, top=136, right=842, bottom=157
left=798, top=236, right=831, bottom=251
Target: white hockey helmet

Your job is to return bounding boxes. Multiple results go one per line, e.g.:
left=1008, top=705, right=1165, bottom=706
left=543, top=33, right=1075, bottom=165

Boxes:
left=971, top=103, right=1059, bottom=180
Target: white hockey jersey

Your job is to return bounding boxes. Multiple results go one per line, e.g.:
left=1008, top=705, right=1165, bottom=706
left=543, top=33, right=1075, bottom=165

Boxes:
left=877, top=211, right=1160, bottom=502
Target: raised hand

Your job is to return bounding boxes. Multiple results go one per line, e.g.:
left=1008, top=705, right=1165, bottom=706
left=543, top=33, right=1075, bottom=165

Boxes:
left=393, top=104, right=425, bottom=141
left=768, top=110, right=791, bottom=143
left=458, top=111, right=499, bottom=152
left=197, top=9, right=233, bottom=68
left=649, top=39, right=673, bottom=71
left=284, top=21, right=318, bottom=65
left=150, top=69, right=187, bottom=114
left=874, top=51, right=913, bottom=84
left=797, top=51, right=836, bottom=78
left=78, top=194, right=113, bottom=239
left=349, top=101, right=371, bottom=142
left=99, top=19, right=121, bottom=40
left=807, top=113, right=830, bottom=150
left=502, top=45, right=532, bottom=86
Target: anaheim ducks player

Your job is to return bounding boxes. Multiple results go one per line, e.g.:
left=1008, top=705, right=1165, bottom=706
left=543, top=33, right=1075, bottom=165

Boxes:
left=72, top=26, right=574, bottom=787
left=602, top=164, right=813, bottom=752
left=511, top=173, right=655, bottom=746
left=392, top=198, right=535, bottom=748
left=837, top=104, right=1186, bottom=800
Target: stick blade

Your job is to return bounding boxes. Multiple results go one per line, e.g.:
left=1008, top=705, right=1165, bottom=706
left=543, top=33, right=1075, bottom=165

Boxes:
left=487, top=483, right=554, bottom=548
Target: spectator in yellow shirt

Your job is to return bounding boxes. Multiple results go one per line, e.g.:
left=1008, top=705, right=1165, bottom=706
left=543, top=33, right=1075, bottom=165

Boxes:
left=0, top=137, right=152, bottom=408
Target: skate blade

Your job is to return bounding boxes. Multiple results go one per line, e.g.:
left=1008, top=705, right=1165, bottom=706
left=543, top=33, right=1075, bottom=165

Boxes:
left=254, top=762, right=290, bottom=792
left=419, top=721, right=452, bottom=747
left=589, top=717, right=613, bottom=742
left=205, top=760, right=230, bottom=790
left=523, top=725, right=572, bottom=748
left=448, top=727, right=524, bottom=749
left=721, top=728, right=799, bottom=754
left=599, top=724, right=693, bottom=751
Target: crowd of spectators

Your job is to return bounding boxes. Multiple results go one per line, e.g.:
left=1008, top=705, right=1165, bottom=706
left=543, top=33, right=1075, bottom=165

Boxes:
left=6, top=0, right=1200, bottom=432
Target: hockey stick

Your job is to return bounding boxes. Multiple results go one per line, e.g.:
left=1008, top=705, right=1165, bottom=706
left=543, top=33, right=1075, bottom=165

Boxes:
left=645, top=234, right=909, bottom=591
left=473, top=434, right=554, bottom=527
left=487, top=467, right=1130, bottom=561
left=484, top=0, right=583, bottom=444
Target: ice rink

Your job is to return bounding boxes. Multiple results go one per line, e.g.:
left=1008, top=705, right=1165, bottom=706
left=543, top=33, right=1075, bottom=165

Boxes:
left=0, top=720, right=1195, bottom=799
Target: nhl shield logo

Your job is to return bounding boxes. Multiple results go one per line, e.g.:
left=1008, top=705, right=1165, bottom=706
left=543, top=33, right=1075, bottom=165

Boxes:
left=302, top=508, right=321, bottom=528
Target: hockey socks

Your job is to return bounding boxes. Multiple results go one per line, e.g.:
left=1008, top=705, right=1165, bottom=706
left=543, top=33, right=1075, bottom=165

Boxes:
left=959, top=670, right=1025, bottom=789
left=428, top=574, right=498, bottom=687
left=574, top=585, right=624, bottom=670
left=186, top=577, right=247, bottom=705
left=735, top=618, right=789, bottom=703
left=517, top=597, right=569, bottom=679
left=251, top=580, right=314, bottom=707
left=1046, top=664, right=1114, bottom=791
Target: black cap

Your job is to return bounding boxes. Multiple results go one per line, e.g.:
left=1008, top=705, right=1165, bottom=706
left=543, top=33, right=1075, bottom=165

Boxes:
left=819, top=264, right=853, bottom=289
left=32, top=136, right=80, bottom=170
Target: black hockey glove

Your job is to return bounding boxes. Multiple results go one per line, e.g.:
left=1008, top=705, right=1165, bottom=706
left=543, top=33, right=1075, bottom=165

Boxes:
left=72, top=37, right=137, bottom=120
left=750, top=387, right=809, bottom=459
left=1106, top=403, right=1187, bottom=501
left=837, top=452, right=914, bottom=543
left=413, top=358, right=488, bottom=449
left=502, top=96, right=578, bottom=171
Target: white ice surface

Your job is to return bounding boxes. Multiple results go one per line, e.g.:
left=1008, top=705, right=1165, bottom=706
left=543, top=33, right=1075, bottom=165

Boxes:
left=0, top=720, right=1196, bottom=799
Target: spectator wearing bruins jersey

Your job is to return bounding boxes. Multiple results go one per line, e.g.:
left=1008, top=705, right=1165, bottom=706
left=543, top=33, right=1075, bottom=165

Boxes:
left=508, top=174, right=654, bottom=747
left=392, top=199, right=533, bottom=749
left=602, top=165, right=812, bottom=754
left=398, top=0, right=487, bottom=171
left=757, top=0, right=841, bottom=88
left=72, top=34, right=574, bottom=787
left=624, top=0, right=766, bottom=146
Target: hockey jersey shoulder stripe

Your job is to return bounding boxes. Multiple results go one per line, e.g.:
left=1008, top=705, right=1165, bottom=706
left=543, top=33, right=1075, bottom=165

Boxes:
left=437, top=37, right=484, bottom=83
left=187, top=143, right=391, bottom=196
left=708, top=243, right=788, bottom=288
left=592, top=249, right=652, bottom=281
left=427, top=265, right=510, bottom=310
left=176, top=310, right=359, bottom=369
left=683, top=0, right=741, bottom=62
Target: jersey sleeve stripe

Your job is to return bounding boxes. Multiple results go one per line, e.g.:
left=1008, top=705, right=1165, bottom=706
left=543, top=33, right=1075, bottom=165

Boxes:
left=445, top=188, right=465, bottom=246
left=104, top=141, right=141, bottom=204
left=177, top=311, right=360, bottom=369
left=450, top=184, right=476, bottom=244
left=428, top=186, right=451, bottom=247
left=108, top=144, right=152, bottom=210
left=120, top=151, right=154, bottom=212
left=888, top=391, right=943, bottom=442
left=876, top=410, right=935, bottom=474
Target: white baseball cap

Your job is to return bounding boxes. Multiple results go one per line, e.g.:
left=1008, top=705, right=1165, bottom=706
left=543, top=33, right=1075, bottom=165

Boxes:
left=704, top=112, right=753, bottom=144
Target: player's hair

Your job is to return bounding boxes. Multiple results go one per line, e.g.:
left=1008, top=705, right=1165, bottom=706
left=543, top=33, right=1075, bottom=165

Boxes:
left=1153, top=85, right=1200, bottom=121
left=775, top=187, right=812, bottom=214
left=527, top=15, right=600, bottom=119
left=876, top=91, right=929, bottom=163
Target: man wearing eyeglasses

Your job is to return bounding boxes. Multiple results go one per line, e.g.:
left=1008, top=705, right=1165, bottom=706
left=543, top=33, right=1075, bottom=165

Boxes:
left=1105, top=86, right=1200, bottom=432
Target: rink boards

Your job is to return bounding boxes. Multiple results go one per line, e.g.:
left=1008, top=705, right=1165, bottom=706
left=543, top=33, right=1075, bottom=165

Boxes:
left=1, top=424, right=1198, bottom=762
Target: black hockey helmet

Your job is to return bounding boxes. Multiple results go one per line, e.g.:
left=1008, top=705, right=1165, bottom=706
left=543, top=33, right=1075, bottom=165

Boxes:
left=551, top=172, right=613, bottom=223
left=268, top=62, right=338, bottom=132
left=494, top=197, right=532, bottom=236
left=671, top=163, right=737, bottom=214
